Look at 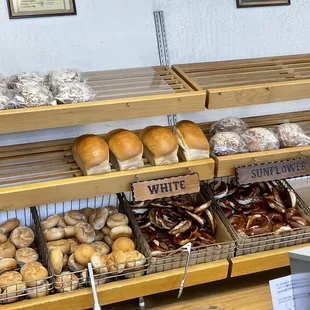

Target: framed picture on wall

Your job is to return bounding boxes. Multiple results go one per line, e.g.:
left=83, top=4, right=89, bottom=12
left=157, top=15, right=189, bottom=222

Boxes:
left=237, top=0, right=291, bottom=8
left=7, top=0, right=77, bottom=19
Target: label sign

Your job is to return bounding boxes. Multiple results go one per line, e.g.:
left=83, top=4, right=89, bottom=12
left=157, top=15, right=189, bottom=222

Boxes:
left=132, top=173, right=200, bottom=201
left=236, top=157, right=310, bottom=185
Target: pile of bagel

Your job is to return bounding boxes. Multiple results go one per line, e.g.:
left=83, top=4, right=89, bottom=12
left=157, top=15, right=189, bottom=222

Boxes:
left=41, top=206, right=146, bottom=293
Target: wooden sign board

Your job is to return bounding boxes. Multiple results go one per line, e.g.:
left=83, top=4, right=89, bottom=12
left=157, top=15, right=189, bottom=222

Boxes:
left=236, top=157, right=310, bottom=185
left=132, top=173, right=200, bottom=201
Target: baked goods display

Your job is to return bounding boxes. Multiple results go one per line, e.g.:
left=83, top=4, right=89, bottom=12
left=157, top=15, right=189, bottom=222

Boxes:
left=130, top=195, right=217, bottom=253
left=275, top=123, right=310, bottom=147
left=0, top=218, right=51, bottom=304
left=174, top=120, right=210, bottom=161
left=211, top=178, right=309, bottom=236
left=140, top=126, right=179, bottom=166
left=41, top=206, right=146, bottom=292
left=106, top=129, right=144, bottom=171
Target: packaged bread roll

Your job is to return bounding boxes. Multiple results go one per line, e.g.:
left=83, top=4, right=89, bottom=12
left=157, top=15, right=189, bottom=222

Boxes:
left=72, top=135, right=111, bottom=175
left=174, top=120, right=209, bottom=161
left=210, top=117, right=248, bottom=137
left=244, top=127, right=279, bottom=152
left=106, top=129, right=144, bottom=171
left=275, top=123, right=310, bottom=148
left=140, top=126, right=178, bottom=166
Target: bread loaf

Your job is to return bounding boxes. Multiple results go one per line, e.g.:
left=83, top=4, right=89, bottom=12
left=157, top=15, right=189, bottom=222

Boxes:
left=174, top=120, right=209, bottom=161
left=107, top=129, right=144, bottom=171
left=140, top=126, right=178, bottom=166
left=72, top=135, right=111, bottom=175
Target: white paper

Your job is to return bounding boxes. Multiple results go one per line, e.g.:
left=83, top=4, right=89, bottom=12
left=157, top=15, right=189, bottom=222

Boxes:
left=270, top=273, right=310, bottom=310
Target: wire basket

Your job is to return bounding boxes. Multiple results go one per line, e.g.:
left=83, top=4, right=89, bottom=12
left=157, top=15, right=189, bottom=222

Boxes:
left=0, top=207, right=53, bottom=304
left=203, top=177, right=310, bottom=256
left=118, top=191, right=235, bottom=274
left=35, top=194, right=149, bottom=293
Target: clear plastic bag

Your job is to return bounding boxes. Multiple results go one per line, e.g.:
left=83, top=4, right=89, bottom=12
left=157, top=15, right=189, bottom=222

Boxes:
left=275, top=123, right=310, bottom=148
left=0, top=92, right=14, bottom=110
left=0, top=76, right=7, bottom=94
left=47, top=69, right=82, bottom=91
left=243, top=127, right=280, bottom=152
left=210, top=131, right=248, bottom=156
left=13, top=85, right=56, bottom=108
left=210, top=117, right=248, bottom=137
left=54, top=82, right=96, bottom=104
left=8, top=72, right=47, bottom=90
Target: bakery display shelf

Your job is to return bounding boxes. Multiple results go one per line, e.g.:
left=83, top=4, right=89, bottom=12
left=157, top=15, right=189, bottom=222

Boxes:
left=230, top=242, right=310, bottom=277
left=0, top=260, right=229, bottom=310
left=0, top=66, right=206, bottom=134
left=0, top=138, right=215, bottom=210
left=173, top=53, right=310, bottom=109
left=197, top=111, right=310, bottom=176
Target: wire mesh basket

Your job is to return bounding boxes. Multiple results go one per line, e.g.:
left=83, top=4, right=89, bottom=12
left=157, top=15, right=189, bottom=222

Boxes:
left=203, top=177, right=310, bottom=256
left=0, top=207, right=53, bottom=304
left=35, top=194, right=149, bottom=293
left=118, top=190, right=235, bottom=274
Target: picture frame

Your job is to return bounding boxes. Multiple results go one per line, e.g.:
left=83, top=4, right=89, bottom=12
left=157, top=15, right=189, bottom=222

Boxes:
left=237, top=0, right=291, bottom=8
left=7, top=0, right=77, bottom=19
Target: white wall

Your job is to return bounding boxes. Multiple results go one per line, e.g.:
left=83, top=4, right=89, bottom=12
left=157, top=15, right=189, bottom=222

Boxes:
left=1, top=0, right=310, bottom=146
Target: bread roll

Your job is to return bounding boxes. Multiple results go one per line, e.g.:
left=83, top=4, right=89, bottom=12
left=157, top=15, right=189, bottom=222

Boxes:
left=104, top=235, right=113, bottom=248
left=107, top=129, right=144, bottom=171
left=174, top=120, right=210, bottom=161
left=74, top=244, right=95, bottom=266
left=89, top=208, right=109, bottom=230
left=1, top=282, right=26, bottom=304
left=124, top=250, right=146, bottom=278
left=275, top=123, right=310, bottom=148
left=63, top=254, right=69, bottom=268
left=26, top=280, right=50, bottom=299
left=112, top=237, right=135, bottom=252
left=20, top=262, right=43, bottom=276
left=95, top=230, right=104, bottom=241
left=50, top=248, right=63, bottom=275
left=91, top=252, right=108, bottom=274
left=41, top=214, right=60, bottom=231
left=74, top=222, right=95, bottom=244
left=0, top=219, right=20, bottom=234
left=109, top=225, right=132, bottom=241
left=0, top=271, right=22, bottom=289
left=55, top=272, right=79, bottom=293
left=0, top=242, right=16, bottom=259
left=43, top=227, right=65, bottom=241
left=10, top=227, right=35, bottom=249
left=47, top=239, right=71, bottom=255
left=64, top=210, right=87, bottom=226
left=0, top=232, right=7, bottom=244
left=67, top=238, right=79, bottom=254
left=107, top=213, right=129, bottom=229
left=64, top=226, right=75, bottom=238
left=101, top=226, right=111, bottom=235
left=140, top=126, right=179, bottom=166
left=15, top=248, right=38, bottom=265
left=22, top=264, right=48, bottom=287
left=57, top=217, right=67, bottom=228
left=107, top=206, right=118, bottom=215
left=92, top=241, right=110, bottom=256
left=72, top=135, right=111, bottom=175
left=80, top=207, right=93, bottom=220
left=210, top=117, right=248, bottom=137
left=68, top=254, right=84, bottom=272
left=106, top=250, right=127, bottom=273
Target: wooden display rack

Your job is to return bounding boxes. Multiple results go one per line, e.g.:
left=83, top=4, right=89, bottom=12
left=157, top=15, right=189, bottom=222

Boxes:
left=0, top=66, right=206, bottom=134
left=173, top=54, right=310, bottom=109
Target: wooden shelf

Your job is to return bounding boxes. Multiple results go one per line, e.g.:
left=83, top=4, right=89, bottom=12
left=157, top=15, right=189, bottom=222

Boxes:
left=173, top=54, right=310, bottom=109
left=230, top=243, right=310, bottom=277
left=0, top=260, right=229, bottom=310
left=0, top=67, right=206, bottom=134
left=0, top=138, right=215, bottom=210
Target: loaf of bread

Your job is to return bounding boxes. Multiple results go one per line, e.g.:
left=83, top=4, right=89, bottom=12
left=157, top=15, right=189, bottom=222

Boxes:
left=174, top=120, right=209, bottom=161
left=106, top=129, right=144, bottom=171
left=275, top=123, right=310, bottom=148
left=72, top=135, right=111, bottom=175
left=244, top=127, right=280, bottom=152
left=210, top=117, right=248, bottom=137
left=140, top=126, right=178, bottom=166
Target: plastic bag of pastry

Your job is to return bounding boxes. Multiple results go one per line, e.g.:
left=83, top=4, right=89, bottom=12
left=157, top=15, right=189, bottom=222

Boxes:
left=275, top=123, right=310, bottom=148
left=54, top=82, right=96, bottom=104
left=210, top=117, right=248, bottom=137
left=13, top=85, right=57, bottom=108
left=0, top=91, right=15, bottom=110
left=210, top=131, right=248, bottom=156
left=47, top=69, right=83, bottom=90
left=243, top=127, right=280, bottom=152
left=0, top=76, right=7, bottom=94
left=7, top=72, right=47, bottom=90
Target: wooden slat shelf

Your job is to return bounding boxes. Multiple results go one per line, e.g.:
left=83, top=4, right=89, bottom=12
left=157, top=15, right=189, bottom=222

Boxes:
left=173, top=54, right=310, bottom=109
left=0, top=260, right=229, bottom=310
left=0, top=138, right=215, bottom=210
left=230, top=243, right=310, bottom=277
left=0, top=66, right=206, bottom=134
